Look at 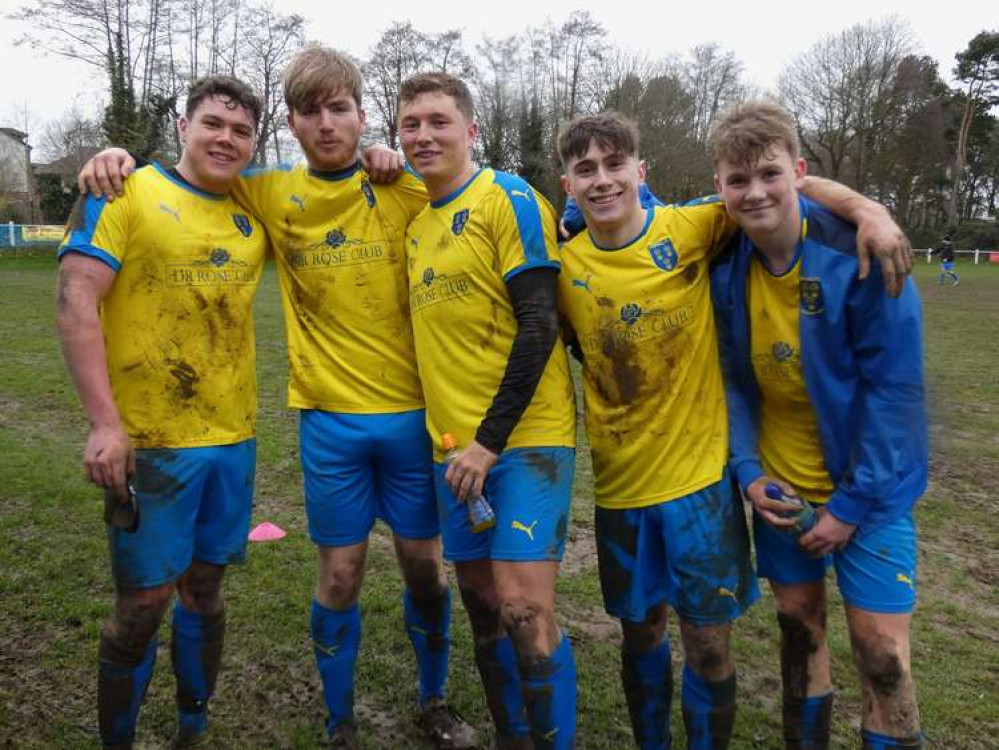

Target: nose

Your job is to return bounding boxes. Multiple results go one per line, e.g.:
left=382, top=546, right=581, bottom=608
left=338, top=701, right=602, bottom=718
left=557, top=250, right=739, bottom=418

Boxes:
left=745, top=177, right=766, bottom=201
left=593, top=165, right=613, bottom=188
left=318, top=107, right=337, bottom=130
left=411, top=120, right=433, bottom=144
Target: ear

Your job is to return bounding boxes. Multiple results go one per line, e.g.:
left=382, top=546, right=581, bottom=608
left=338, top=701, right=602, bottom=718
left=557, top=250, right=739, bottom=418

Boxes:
left=714, top=173, right=722, bottom=194
left=177, top=115, right=189, bottom=146
left=794, top=157, right=807, bottom=187
left=637, top=158, right=648, bottom=182
left=286, top=111, right=298, bottom=137
left=560, top=174, right=573, bottom=199
left=466, top=120, right=479, bottom=144
left=358, top=106, right=367, bottom=131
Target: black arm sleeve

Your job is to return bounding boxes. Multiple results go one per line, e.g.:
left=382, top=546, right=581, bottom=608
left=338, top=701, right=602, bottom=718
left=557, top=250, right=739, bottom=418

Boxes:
left=128, top=150, right=150, bottom=169
left=474, top=267, right=560, bottom=454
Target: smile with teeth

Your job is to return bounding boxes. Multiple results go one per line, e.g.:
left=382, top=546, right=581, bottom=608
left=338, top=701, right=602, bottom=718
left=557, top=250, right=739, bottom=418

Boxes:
left=589, top=191, right=622, bottom=205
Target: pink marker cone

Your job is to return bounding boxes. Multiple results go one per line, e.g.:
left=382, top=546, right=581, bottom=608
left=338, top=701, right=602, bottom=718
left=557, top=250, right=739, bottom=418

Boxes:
left=248, top=521, right=286, bottom=542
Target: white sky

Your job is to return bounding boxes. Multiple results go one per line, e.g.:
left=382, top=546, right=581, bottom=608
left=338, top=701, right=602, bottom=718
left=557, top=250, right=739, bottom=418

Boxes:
left=0, top=0, right=991, bottom=144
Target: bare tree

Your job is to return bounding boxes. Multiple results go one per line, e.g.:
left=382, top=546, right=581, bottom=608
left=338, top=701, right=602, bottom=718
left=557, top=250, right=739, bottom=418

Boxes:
left=475, top=34, right=520, bottom=170
left=682, top=43, right=747, bottom=145
left=363, top=22, right=430, bottom=149
left=779, top=17, right=914, bottom=187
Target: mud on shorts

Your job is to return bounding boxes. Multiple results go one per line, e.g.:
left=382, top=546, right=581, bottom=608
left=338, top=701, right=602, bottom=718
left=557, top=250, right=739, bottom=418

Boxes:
left=754, top=509, right=917, bottom=614
left=299, top=409, right=439, bottom=547
left=434, top=446, right=575, bottom=563
left=595, top=468, right=760, bottom=624
left=109, top=439, right=256, bottom=588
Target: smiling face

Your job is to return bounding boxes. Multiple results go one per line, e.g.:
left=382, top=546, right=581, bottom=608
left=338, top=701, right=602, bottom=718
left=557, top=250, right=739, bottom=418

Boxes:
left=561, top=141, right=647, bottom=237
left=398, top=91, right=477, bottom=198
left=287, top=88, right=365, bottom=172
left=175, top=94, right=256, bottom=193
left=714, top=145, right=806, bottom=242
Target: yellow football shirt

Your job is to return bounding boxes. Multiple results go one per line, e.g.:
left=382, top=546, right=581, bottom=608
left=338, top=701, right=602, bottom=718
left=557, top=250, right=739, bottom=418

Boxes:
left=558, top=202, right=734, bottom=509
left=405, top=168, right=576, bottom=459
left=59, top=164, right=267, bottom=448
left=234, top=163, right=428, bottom=413
left=748, top=254, right=835, bottom=503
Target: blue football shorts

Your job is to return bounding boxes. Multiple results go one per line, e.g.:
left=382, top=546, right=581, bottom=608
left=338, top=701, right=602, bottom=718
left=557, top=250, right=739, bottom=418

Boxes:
left=109, top=439, right=256, bottom=589
left=595, top=469, right=760, bottom=625
left=434, top=446, right=575, bottom=563
left=299, top=409, right=439, bottom=547
left=754, top=508, right=917, bottom=614
left=941, top=260, right=956, bottom=271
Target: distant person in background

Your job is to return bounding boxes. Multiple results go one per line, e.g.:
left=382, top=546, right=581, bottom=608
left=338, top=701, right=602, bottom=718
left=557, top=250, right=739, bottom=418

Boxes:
left=936, top=234, right=959, bottom=285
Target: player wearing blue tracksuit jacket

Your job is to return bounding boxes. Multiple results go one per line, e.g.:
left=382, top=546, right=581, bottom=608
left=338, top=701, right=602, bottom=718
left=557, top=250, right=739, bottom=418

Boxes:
left=710, top=98, right=927, bottom=750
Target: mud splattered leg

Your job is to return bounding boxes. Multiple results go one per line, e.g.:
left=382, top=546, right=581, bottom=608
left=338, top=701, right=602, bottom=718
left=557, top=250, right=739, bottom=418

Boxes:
left=172, top=560, right=227, bottom=742
left=396, top=534, right=452, bottom=705
left=847, top=607, right=922, bottom=748
left=679, top=619, right=736, bottom=749
left=621, top=603, right=673, bottom=750
left=772, top=581, right=833, bottom=749
left=494, top=560, right=574, bottom=750
left=457, top=559, right=531, bottom=745
left=98, top=583, right=173, bottom=747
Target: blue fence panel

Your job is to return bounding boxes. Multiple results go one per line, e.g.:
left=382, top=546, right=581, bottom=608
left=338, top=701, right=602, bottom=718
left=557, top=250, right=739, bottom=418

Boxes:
left=1, top=223, right=65, bottom=248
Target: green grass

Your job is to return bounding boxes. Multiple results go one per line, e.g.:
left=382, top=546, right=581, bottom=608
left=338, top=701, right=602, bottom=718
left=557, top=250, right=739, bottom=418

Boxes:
left=1, top=256, right=996, bottom=748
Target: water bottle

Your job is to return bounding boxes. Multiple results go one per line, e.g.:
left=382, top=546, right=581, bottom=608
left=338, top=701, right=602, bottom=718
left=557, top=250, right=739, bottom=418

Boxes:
left=441, top=432, right=496, bottom=533
left=764, top=482, right=817, bottom=538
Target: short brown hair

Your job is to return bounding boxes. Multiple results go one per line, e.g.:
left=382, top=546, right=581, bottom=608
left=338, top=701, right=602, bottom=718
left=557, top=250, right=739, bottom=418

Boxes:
left=557, top=112, right=639, bottom=168
left=283, top=45, right=363, bottom=111
left=397, top=72, right=474, bottom=121
left=185, top=75, right=262, bottom=131
left=709, top=99, right=799, bottom=167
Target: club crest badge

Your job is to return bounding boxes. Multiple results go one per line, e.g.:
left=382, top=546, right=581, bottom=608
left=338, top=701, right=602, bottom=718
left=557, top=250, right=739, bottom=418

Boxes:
left=232, top=214, right=252, bottom=237
left=452, top=209, right=470, bottom=236
left=800, top=278, right=824, bottom=315
left=772, top=341, right=795, bottom=362
left=620, top=302, right=642, bottom=326
left=649, top=239, right=678, bottom=271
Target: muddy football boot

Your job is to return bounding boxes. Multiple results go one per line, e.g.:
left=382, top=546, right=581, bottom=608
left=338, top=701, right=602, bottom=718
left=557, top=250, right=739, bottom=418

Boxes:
left=417, top=697, right=480, bottom=749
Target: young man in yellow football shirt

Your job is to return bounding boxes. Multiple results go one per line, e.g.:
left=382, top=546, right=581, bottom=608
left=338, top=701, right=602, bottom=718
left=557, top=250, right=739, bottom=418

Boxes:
left=58, top=75, right=267, bottom=749
left=556, top=111, right=912, bottom=750
left=397, top=72, right=577, bottom=750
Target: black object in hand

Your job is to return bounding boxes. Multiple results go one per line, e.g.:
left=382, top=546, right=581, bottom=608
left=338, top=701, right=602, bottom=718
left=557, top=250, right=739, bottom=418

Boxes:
left=103, top=483, right=140, bottom=533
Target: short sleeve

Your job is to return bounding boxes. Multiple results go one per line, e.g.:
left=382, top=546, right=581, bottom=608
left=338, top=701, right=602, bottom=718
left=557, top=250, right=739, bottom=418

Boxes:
left=58, top=193, right=131, bottom=271
left=488, top=173, right=560, bottom=282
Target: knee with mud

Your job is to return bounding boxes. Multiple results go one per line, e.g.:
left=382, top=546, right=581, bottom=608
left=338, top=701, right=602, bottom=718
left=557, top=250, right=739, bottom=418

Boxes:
left=318, top=559, right=365, bottom=609
left=682, top=624, right=733, bottom=682
left=500, top=598, right=557, bottom=662
left=622, top=604, right=669, bottom=654
left=176, top=565, right=225, bottom=616
left=853, top=633, right=906, bottom=695
left=458, top=585, right=504, bottom=645
left=400, top=552, right=448, bottom=601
